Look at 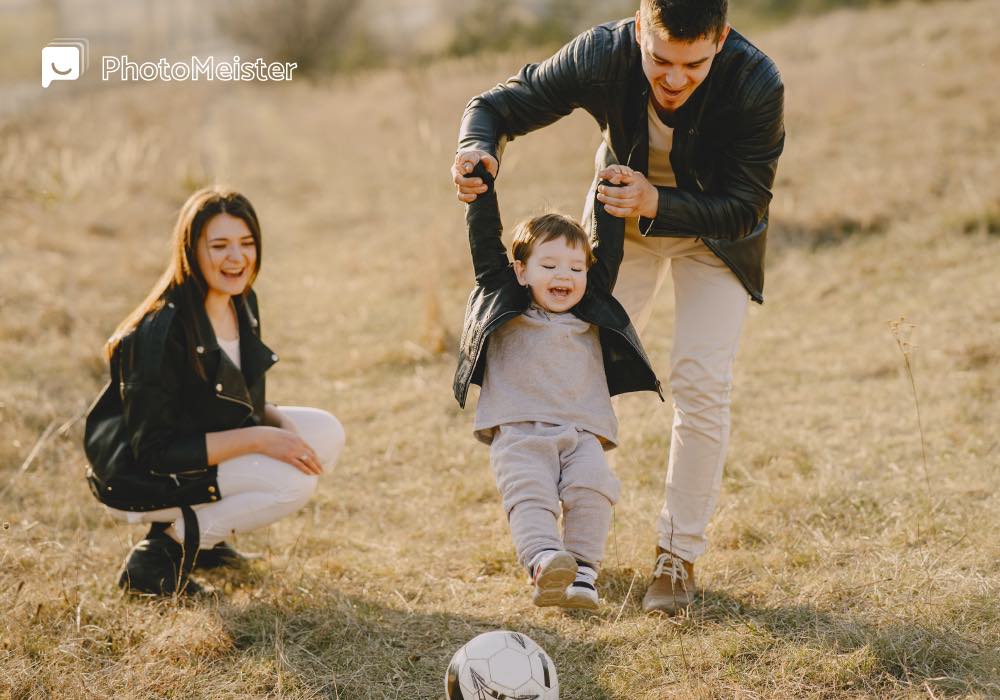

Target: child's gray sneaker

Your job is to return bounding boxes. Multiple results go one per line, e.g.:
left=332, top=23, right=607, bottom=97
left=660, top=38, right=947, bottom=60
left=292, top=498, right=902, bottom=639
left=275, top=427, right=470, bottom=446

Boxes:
left=563, top=562, right=599, bottom=610
left=530, top=550, right=577, bottom=607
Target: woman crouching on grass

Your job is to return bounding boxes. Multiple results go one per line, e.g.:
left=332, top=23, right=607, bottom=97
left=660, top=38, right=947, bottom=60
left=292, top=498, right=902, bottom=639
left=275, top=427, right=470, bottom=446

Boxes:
left=84, top=186, right=345, bottom=596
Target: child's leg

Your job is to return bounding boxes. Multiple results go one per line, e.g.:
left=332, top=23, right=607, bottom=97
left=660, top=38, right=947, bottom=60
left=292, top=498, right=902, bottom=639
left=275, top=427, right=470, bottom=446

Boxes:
left=560, top=430, right=621, bottom=568
left=490, top=422, right=565, bottom=570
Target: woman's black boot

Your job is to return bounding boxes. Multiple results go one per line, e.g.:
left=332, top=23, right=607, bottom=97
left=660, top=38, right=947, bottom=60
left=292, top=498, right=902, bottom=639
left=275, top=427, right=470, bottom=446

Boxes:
left=117, top=536, right=203, bottom=596
left=194, top=541, right=251, bottom=570
left=117, top=507, right=202, bottom=596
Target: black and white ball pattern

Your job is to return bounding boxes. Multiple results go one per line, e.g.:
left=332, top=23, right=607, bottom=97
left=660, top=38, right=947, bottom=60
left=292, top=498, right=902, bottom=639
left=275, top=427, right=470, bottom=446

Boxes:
left=445, top=630, right=558, bottom=699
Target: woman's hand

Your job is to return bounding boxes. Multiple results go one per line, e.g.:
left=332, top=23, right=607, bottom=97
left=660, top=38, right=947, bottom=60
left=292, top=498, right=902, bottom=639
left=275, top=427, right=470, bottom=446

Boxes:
left=253, top=426, right=323, bottom=475
left=596, top=165, right=659, bottom=219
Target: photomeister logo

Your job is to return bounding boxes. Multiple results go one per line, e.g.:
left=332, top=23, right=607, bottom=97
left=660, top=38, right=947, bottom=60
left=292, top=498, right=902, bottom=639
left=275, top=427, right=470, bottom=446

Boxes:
left=102, top=55, right=298, bottom=82
left=42, top=38, right=297, bottom=88
left=42, top=38, right=89, bottom=88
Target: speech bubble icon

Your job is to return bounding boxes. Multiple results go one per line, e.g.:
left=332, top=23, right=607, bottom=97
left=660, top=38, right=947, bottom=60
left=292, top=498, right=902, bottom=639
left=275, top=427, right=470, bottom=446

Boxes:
left=42, top=45, right=81, bottom=88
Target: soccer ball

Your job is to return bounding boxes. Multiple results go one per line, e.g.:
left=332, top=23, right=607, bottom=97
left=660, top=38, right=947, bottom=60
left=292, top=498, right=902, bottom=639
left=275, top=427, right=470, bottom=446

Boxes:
left=445, top=630, right=558, bottom=699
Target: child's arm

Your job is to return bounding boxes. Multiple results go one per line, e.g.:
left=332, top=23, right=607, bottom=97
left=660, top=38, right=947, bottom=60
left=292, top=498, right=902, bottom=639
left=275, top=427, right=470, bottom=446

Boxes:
left=587, top=179, right=625, bottom=294
left=466, top=162, right=511, bottom=288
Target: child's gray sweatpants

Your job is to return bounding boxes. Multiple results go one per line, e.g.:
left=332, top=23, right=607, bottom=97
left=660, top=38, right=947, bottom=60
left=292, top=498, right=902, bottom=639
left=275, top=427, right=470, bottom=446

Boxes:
left=489, top=421, right=621, bottom=569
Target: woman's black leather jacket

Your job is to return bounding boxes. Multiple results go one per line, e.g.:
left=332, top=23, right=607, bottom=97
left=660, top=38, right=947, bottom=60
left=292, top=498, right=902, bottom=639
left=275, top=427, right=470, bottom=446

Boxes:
left=84, top=288, right=278, bottom=511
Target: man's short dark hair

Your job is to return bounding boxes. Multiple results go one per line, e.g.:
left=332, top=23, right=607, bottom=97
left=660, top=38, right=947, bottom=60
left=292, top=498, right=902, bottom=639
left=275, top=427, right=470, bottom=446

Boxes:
left=641, top=0, right=728, bottom=42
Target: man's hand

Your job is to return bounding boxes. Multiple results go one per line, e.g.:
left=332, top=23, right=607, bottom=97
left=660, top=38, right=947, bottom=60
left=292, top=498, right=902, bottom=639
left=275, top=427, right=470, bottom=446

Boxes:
left=452, top=150, right=500, bottom=203
left=596, top=165, right=658, bottom=219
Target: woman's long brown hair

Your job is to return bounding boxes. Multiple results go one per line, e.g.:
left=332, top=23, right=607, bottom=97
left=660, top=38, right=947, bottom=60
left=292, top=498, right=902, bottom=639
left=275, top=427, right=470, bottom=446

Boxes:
left=104, top=186, right=262, bottom=378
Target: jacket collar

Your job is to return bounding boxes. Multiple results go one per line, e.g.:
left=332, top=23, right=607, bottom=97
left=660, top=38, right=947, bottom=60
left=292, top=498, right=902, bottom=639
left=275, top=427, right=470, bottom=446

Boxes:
left=229, top=294, right=277, bottom=390
left=167, top=287, right=278, bottom=395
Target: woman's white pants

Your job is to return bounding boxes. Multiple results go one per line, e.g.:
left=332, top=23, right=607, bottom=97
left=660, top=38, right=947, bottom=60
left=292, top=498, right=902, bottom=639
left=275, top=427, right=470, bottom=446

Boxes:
left=106, top=407, right=345, bottom=548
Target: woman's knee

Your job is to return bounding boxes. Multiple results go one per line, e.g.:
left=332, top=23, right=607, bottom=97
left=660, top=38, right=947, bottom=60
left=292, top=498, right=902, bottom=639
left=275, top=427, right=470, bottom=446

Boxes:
left=277, top=469, right=319, bottom=506
left=284, top=407, right=345, bottom=469
left=310, top=412, right=345, bottom=468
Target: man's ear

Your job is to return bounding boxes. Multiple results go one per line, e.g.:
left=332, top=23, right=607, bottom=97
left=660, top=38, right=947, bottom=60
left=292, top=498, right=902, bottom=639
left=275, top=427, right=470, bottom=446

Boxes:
left=634, top=10, right=642, bottom=46
left=716, top=23, right=731, bottom=53
left=513, top=259, right=528, bottom=286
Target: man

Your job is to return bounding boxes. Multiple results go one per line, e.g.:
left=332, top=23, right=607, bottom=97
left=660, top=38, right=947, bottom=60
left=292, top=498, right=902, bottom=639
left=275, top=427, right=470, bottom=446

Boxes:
left=451, top=0, right=784, bottom=614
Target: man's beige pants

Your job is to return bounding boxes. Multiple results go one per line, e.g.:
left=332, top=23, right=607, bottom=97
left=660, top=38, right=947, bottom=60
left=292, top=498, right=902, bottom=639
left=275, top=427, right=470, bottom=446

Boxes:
left=614, top=228, right=749, bottom=562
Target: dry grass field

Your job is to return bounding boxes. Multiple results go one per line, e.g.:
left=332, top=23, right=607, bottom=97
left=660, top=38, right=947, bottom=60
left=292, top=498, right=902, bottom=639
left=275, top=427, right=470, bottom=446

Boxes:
left=2, top=0, right=999, bottom=697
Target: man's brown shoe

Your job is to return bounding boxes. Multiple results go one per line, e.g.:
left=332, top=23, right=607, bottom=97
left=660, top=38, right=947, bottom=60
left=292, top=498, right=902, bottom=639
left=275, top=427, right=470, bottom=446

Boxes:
left=641, top=548, right=695, bottom=614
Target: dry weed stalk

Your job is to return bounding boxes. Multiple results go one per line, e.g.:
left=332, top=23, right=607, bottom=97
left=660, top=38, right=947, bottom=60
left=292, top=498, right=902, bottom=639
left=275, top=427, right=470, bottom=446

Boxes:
left=888, top=316, right=932, bottom=507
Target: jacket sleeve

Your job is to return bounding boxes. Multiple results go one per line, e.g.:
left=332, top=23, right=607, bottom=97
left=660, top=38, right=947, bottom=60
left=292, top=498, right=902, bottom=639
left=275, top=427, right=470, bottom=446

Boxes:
left=458, top=26, right=606, bottom=162
left=588, top=180, right=625, bottom=293
left=466, top=163, right=513, bottom=289
left=120, top=323, right=210, bottom=475
left=641, top=77, right=785, bottom=242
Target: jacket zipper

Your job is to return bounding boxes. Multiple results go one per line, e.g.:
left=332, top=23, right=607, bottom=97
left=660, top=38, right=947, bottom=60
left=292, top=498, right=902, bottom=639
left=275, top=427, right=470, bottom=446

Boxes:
left=216, top=391, right=254, bottom=418
left=150, top=466, right=210, bottom=478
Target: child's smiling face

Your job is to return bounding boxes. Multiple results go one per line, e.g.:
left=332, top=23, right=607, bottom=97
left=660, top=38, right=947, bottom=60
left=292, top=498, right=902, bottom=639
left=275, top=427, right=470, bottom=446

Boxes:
left=514, top=236, right=588, bottom=313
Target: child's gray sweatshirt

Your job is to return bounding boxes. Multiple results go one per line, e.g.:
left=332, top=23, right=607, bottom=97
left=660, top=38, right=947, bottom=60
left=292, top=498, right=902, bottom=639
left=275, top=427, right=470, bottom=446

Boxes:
left=473, top=305, right=618, bottom=448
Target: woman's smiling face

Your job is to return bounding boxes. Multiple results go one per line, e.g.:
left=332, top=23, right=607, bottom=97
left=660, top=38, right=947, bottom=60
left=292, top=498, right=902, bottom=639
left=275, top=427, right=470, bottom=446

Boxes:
left=196, top=213, right=257, bottom=298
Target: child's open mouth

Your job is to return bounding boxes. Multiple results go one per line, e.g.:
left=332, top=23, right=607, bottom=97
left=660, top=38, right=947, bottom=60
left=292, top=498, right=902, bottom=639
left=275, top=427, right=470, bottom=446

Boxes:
left=548, top=286, right=571, bottom=299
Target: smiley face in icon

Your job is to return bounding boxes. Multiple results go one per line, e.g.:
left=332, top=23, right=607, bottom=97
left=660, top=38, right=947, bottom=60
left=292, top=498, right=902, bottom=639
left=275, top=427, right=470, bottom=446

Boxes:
left=42, top=45, right=81, bottom=87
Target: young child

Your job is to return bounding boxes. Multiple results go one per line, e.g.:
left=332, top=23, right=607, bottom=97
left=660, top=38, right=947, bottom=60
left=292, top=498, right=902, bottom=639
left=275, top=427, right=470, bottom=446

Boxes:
left=453, top=163, right=662, bottom=609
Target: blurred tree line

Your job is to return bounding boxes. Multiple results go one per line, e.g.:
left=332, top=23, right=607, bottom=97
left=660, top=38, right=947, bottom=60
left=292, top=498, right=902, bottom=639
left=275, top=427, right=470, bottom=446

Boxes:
left=215, top=0, right=927, bottom=75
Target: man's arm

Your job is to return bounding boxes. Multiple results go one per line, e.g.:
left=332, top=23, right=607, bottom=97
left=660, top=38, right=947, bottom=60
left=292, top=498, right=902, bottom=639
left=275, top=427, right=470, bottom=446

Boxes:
left=457, top=29, right=595, bottom=158
left=644, top=83, right=785, bottom=241
left=453, top=26, right=608, bottom=201
left=597, top=78, right=785, bottom=242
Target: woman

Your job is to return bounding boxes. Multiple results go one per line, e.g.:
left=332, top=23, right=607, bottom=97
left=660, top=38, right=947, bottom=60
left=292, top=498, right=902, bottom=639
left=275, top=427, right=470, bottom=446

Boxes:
left=84, top=186, right=344, bottom=596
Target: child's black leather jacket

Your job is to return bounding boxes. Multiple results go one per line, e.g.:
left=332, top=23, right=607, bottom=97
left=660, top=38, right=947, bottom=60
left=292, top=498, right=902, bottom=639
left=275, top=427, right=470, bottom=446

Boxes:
left=453, top=165, right=663, bottom=408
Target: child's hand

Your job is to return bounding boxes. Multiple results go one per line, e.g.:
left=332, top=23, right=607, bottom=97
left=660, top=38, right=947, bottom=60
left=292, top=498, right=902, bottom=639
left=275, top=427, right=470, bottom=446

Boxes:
left=599, top=164, right=634, bottom=185
left=452, top=150, right=499, bottom=203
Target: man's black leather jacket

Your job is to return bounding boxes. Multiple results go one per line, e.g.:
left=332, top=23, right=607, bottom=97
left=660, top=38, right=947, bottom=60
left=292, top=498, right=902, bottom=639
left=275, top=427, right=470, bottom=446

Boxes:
left=83, top=288, right=278, bottom=511
left=453, top=165, right=662, bottom=407
left=458, top=18, right=785, bottom=303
